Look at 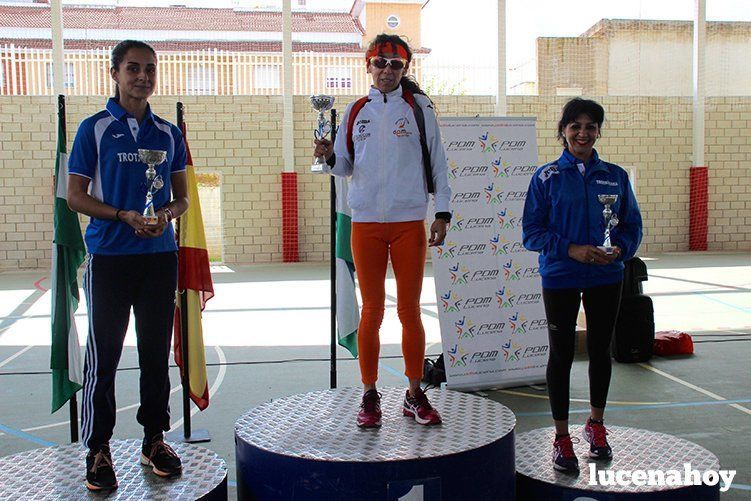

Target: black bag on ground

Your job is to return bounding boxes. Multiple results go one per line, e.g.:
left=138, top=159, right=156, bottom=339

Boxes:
left=612, top=294, right=655, bottom=363
left=422, top=354, right=446, bottom=386
left=622, top=256, right=648, bottom=297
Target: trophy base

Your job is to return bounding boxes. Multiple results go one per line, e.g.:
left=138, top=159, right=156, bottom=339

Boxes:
left=597, top=245, right=615, bottom=255
left=144, top=215, right=159, bottom=225
left=310, top=163, right=326, bottom=174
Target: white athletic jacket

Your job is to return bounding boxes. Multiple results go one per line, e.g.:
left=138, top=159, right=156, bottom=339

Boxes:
left=325, top=85, right=451, bottom=223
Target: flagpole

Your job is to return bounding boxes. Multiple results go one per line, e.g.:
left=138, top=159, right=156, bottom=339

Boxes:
left=168, top=102, right=210, bottom=443
left=59, top=94, right=80, bottom=443
left=177, top=102, right=192, bottom=441
left=330, top=108, right=337, bottom=390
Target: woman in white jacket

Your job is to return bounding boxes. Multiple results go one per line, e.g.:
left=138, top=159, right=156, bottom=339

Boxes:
left=314, top=34, right=451, bottom=428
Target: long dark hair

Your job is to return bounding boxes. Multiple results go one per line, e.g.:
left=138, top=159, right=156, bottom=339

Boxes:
left=557, top=98, right=604, bottom=147
left=110, top=40, right=157, bottom=99
left=366, top=34, right=432, bottom=105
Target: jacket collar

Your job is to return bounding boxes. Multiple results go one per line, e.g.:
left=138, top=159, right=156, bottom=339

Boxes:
left=557, top=148, right=606, bottom=173
left=106, top=97, right=155, bottom=123
left=368, top=84, right=403, bottom=101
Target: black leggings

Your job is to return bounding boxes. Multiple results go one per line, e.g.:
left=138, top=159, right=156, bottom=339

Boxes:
left=542, top=281, right=622, bottom=421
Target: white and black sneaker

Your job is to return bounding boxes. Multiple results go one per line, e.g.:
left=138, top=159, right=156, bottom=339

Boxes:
left=141, top=434, right=182, bottom=477
left=85, top=444, right=118, bottom=491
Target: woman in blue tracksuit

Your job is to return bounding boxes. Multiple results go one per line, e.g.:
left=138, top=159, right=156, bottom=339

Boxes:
left=522, top=98, right=642, bottom=473
left=68, top=40, right=187, bottom=491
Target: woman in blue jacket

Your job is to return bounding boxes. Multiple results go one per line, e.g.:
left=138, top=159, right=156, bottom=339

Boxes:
left=522, top=98, right=642, bottom=473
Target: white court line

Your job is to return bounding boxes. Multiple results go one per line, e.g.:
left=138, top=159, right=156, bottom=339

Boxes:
left=22, top=382, right=184, bottom=433
left=638, top=363, right=751, bottom=417
left=23, top=350, right=185, bottom=433
left=0, top=345, right=33, bottom=369
left=170, top=345, right=227, bottom=431
left=496, top=388, right=668, bottom=406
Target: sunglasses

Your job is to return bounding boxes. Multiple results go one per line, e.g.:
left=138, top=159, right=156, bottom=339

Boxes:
left=369, top=57, right=407, bottom=70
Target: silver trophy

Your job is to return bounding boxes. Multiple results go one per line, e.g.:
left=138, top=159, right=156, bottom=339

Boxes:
left=310, top=95, right=335, bottom=173
left=138, top=149, right=166, bottom=225
left=597, top=194, right=619, bottom=254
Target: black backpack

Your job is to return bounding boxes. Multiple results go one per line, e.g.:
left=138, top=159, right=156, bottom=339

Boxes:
left=422, top=354, right=446, bottom=386
left=612, top=257, right=654, bottom=363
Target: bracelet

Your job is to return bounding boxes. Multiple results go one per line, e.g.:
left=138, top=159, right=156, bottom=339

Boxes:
left=163, top=207, right=174, bottom=222
left=115, top=209, right=123, bottom=221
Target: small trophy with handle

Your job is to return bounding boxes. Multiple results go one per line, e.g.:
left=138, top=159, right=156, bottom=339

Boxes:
left=310, top=95, right=335, bottom=173
left=138, top=149, right=166, bottom=225
left=597, top=194, right=619, bottom=254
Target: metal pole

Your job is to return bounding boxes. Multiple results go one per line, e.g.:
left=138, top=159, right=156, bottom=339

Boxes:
left=167, top=102, right=210, bottom=443
left=59, top=94, right=79, bottom=444
left=330, top=108, right=338, bottom=389
left=282, top=0, right=294, bottom=173
left=69, top=394, right=79, bottom=443
left=176, top=103, right=191, bottom=439
left=495, top=0, right=507, bottom=116
left=692, top=0, right=706, bottom=168
left=51, top=0, right=64, bottom=96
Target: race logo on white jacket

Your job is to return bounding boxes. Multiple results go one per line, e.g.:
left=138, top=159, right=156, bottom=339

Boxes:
left=393, top=116, right=413, bottom=138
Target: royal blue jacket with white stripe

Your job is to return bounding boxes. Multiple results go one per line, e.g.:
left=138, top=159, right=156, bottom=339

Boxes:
left=522, top=149, right=643, bottom=289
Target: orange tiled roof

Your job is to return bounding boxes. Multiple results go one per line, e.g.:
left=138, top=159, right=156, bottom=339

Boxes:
left=0, top=37, right=370, bottom=53
left=0, top=4, right=365, bottom=34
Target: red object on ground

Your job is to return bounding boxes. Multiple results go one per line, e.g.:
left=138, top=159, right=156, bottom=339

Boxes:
left=654, top=331, right=694, bottom=356
left=281, top=172, right=299, bottom=262
left=689, top=166, right=708, bottom=251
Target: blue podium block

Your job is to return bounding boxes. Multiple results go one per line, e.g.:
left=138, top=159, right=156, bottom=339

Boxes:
left=516, top=426, right=722, bottom=500
left=235, top=387, right=517, bottom=500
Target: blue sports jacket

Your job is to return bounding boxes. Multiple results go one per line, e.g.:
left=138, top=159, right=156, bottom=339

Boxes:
left=522, top=149, right=643, bottom=289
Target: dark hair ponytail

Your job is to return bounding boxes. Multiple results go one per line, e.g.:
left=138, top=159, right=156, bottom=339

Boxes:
left=367, top=34, right=433, bottom=106
left=110, top=40, right=157, bottom=99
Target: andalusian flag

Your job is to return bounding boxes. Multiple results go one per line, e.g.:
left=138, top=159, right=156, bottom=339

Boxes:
left=51, top=95, right=86, bottom=413
left=335, top=177, right=359, bottom=357
left=173, top=128, right=213, bottom=410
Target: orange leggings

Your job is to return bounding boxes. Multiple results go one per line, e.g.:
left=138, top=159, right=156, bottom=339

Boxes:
left=351, top=220, right=427, bottom=385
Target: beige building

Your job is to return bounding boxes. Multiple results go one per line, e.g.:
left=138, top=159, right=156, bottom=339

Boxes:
left=535, top=19, right=751, bottom=96
left=351, top=0, right=423, bottom=48
left=0, top=0, right=430, bottom=97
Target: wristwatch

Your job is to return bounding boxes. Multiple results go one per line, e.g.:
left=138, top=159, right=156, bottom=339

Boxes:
left=435, top=212, right=452, bottom=223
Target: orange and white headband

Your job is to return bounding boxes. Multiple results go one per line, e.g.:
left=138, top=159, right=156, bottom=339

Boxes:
left=366, top=42, right=409, bottom=61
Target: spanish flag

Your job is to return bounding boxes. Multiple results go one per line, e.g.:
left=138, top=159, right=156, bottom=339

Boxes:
left=174, top=126, right=214, bottom=410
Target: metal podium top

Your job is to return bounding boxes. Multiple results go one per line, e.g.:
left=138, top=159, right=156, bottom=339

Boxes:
left=0, top=439, right=227, bottom=500
left=235, top=387, right=516, bottom=462
left=516, top=426, right=721, bottom=493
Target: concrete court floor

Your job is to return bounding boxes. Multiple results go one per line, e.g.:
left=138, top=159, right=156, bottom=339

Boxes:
left=0, top=252, right=749, bottom=499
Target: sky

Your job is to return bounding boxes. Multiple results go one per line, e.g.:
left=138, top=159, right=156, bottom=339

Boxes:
left=56, top=0, right=751, bottom=92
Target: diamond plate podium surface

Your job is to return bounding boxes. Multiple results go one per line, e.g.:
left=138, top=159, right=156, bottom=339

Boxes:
left=0, top=439, right=227, bottom=500
left=516, top=426, right=721, bottom=500
left=235, top=387, right=516, bottom=500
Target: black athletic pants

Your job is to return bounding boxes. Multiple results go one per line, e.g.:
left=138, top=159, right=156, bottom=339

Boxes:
left=81, top=252, right=178, bottom=450
left=542, top=281, right=622, bottom=421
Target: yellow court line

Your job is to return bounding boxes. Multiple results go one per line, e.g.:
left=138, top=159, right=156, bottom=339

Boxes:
left=638, top=363, right=751, bottom=417
left=496, top=388, right=670, bottom=406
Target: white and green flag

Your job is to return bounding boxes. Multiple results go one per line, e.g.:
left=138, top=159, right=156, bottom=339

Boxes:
left=335, top=177, right=359, bottom=357
left=51, top=96, right=86, bottom=413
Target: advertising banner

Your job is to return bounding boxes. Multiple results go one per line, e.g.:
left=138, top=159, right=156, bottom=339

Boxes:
left=432, top=117, right=547, bottom=391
